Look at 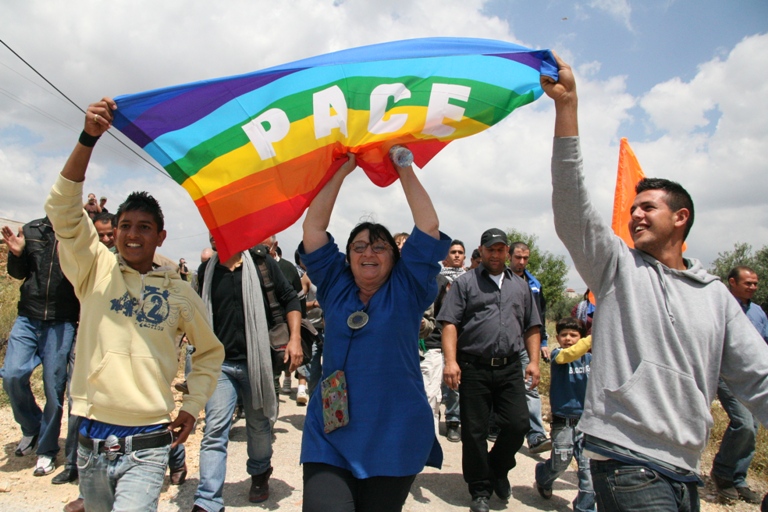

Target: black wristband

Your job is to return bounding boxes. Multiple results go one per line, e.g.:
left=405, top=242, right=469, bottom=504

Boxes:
left=79, top=130, right=101, bottom=147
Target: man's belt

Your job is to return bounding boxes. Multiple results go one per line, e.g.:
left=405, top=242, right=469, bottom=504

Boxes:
left=552, top=415, right=580, bottom=427
left=79, top=429, right=172, bottom=457
left=459, top=353, right=516, bottom=367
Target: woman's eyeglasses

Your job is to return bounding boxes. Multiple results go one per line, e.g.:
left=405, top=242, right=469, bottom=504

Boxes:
left=349, top=241, right=392, bottom=254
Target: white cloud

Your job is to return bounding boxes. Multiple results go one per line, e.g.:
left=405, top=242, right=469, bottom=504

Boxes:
left=631, top=33, right=768, bottom=268
left=588, top=0, right=633, bottom=30
left=639, top=77, right=716, bottom=134
left=641, top=34, right=768, bottom=137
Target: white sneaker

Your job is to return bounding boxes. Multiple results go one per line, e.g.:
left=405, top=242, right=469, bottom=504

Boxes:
left=281, top=376, right=292, bottom=395
left=296, top=388, right=309, bottom=405
left=33, top=455, right=55, bottom=476
left=15, top=435, right=38, bottom=457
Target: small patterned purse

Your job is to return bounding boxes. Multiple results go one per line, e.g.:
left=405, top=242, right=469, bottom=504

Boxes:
left=321, top=369, right=349, bottom=433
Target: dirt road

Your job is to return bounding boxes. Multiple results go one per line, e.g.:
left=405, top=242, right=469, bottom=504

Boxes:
left=0, top=389, right=761, bottom=511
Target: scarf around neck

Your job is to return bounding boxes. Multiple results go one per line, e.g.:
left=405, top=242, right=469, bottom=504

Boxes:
left=201, top=250, right=277, bottom=424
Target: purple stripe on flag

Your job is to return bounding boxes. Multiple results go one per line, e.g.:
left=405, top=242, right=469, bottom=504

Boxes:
left=116, top=68, right=301, bottom=146
left=492, top=51, right=558, bottom=78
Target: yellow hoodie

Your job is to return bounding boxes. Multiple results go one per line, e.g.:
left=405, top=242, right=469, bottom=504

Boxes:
left=44, top=175, right=224, bottom=426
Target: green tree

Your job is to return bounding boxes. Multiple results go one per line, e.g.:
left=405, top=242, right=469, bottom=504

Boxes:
left=505, top=228, right=569, bottom=316
left=709, top=242, right=768, bottom=306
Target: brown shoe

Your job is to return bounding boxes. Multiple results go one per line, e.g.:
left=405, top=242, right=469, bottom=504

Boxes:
left=736, top=485, right=761, bottom=504
left=710, top=471, right=739, bottom=503
left=446, top=422, right=460, bottom=443
left=249, top=467, right=273, bottom=503
left=170, top=463, right=188, bottom=485
left=63, top=497, right=85, bottom=512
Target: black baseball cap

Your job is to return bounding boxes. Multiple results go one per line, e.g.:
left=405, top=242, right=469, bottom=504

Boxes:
left=480, top=228, right=508, bottom=247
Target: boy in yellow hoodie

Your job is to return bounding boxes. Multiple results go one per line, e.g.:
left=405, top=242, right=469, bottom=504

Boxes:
left=44, top=97, right=224, bottom=512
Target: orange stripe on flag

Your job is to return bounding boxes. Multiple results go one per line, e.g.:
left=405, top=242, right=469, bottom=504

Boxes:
left=208, top=178, right=342, bottom=260
left=193, top=146, right=337, bottom=228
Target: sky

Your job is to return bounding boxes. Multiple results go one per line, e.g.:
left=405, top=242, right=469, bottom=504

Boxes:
left=1, top=0, right=766, bottom=291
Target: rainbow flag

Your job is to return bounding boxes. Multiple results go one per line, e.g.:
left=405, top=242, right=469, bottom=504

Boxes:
left=113, top=37, right=557, bottom=260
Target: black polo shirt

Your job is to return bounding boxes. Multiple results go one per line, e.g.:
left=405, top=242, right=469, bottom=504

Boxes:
left=437, top=264, right=541, bottom=359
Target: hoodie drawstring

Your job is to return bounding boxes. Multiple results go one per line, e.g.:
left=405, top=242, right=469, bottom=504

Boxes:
left=652, top=262, right=676, bottom=324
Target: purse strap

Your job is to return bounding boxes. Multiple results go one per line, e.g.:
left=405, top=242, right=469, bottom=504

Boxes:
left=255, top=256, right=286, bottom=325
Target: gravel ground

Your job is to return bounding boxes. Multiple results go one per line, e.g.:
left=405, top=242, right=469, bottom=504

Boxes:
left=0, top=383, right=763, bottom=511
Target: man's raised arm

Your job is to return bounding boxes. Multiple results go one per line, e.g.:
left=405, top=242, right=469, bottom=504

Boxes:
left=302, top=153, right=357, bottom=254
left=61, top=97, right=117, bottom=183
left=540, top=52, right=578, bottom=138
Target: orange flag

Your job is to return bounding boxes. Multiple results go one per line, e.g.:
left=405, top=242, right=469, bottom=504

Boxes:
left=611, top=137, right=646, bottom=248
left=584, top=138, right=646, bottom=307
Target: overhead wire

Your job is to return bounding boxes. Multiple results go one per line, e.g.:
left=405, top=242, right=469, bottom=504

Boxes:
left=0, top=38, right=172, bottom=180
left=0, top=87, right=75, bottom=131
left=1, top=39, right=213, bottom=252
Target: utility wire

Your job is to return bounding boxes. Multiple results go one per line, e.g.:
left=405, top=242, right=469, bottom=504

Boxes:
left=166, top=231, right=211, bottom=242
left=0, top=38, right=172, bottom=180
left=0, top=87, right=75, bottom=131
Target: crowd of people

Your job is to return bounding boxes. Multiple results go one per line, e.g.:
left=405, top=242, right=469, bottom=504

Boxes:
left=1, top=54, right=767, bottom=512
left=83, top=193, right=109, bottom=220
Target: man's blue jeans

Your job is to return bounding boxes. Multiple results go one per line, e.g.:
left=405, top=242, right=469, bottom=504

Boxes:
left=2, top=316, right=75, bottom=457
left=77, top=440, right=169, bottom=512
left=590, top=459, right=699, bottom=512
left=194, top=360, right=273, bottom=512
left=518, top=347, right=547, bottom=445
left=296, top=335, right=324, bottom=399
left=442, top=383, right=460, bottom=424
left=64, top=340, right=82, bottom=469
left=712, top=378, right=758, bottom=487
left=535, top=419, right=595, bottom=511
left=184, top=343, right=194, bottom=377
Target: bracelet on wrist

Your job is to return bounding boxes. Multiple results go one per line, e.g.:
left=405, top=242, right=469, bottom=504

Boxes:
left=79, top=130, right=101, bottom=148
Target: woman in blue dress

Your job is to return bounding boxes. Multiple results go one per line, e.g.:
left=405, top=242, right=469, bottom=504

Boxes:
left=299, top=152, right=451, bottom=512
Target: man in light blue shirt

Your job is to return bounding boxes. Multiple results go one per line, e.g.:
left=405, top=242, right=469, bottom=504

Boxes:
left=711, top=266, right=767, bottom=504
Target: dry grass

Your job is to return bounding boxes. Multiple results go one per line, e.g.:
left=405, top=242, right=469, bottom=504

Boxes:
left=0, top=244, right=20, bottom=356
left=704, top=399, right=768, bottom=479
left=1, top=244, right=21, bottom=408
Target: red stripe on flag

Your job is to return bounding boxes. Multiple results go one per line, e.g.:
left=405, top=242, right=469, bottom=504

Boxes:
left=207, top=159, right=347, bottom=261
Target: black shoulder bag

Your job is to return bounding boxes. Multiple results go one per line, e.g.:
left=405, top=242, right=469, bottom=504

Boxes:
left=255, top=257, right=316, bottom=373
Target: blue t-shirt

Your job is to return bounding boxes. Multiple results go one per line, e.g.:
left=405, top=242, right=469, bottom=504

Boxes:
left=299, top=227, right=450, bottom=478
left=744, top=300, right=768, bottom=344
left=549, top=347, right=592, bottom=419
left=79, top=418, right=165, bottom=438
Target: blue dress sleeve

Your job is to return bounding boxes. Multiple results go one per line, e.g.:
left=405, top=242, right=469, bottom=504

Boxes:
left=396, top=227, right=451, bottom=310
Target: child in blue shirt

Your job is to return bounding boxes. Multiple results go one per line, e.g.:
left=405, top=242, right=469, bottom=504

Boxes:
left=535, top=317, right=595, bottom=512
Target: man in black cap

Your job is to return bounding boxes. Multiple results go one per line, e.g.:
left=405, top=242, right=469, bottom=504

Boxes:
left=438, top=228, right=542, bottom=512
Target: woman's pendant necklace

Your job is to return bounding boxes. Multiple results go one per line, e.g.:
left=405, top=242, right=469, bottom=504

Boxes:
left=347, top=311, right=369, bottom=330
